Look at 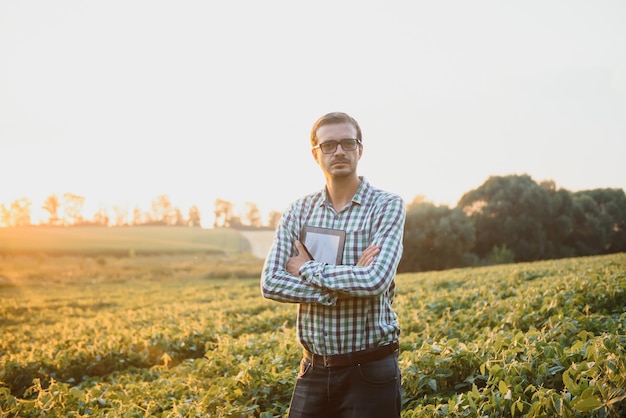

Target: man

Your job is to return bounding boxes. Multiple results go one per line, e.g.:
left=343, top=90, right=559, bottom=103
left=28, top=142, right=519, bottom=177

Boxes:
left=261, top=112, right=405, bottom=417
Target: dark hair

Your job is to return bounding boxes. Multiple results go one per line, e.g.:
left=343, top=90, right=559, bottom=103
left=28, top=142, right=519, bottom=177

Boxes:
left=310, top=112, right=362, bottom=146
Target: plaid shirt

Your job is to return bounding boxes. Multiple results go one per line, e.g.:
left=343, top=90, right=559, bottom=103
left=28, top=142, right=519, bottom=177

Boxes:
left=261, top=177, right=405, bottom=355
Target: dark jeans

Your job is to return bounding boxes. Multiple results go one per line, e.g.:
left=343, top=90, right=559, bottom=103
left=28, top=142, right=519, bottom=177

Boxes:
left=287, top=352, right=401, bottom=418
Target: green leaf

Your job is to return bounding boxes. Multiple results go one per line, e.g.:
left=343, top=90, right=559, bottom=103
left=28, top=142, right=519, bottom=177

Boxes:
left=571, top=340, right=584, bottom=351
left=581, top=388, right=595, bottom=399
left=498, top=380, right=508, bottom=394
left=427, top=379, right=437, bottom=391
left=69, top=387, right=84, bottom=399
left=562, top=370, right=576, bottom=393
left=571, top=396, right=602, bottom=412
left=547, top=364, right=564, bottom=375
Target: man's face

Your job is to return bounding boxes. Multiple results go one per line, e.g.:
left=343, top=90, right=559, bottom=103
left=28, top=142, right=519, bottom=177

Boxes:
left=312, top=122, right=362, bottom=180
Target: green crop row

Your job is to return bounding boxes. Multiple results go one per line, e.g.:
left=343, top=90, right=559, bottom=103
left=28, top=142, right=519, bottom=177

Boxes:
left=1, top=253, right=624, bottom=417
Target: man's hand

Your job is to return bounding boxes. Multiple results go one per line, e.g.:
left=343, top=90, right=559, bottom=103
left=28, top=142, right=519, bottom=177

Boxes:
left=286, top=240, right=311, bottom=277
left=356, top=245, right=381, bottom=266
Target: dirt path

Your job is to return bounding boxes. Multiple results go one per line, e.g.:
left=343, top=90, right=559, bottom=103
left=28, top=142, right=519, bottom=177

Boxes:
left=239, top=230, right=275, bottom=259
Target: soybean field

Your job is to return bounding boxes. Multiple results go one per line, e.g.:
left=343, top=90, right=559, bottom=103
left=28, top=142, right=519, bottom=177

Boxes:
left=1, top=252, right=625, bottom=417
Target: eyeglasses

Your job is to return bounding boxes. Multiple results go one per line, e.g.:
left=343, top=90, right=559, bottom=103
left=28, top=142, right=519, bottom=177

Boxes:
left=312, top=138, right=361, bottom=154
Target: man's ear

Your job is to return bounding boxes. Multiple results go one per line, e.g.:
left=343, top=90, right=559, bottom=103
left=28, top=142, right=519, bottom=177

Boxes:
left=311, top=148, right=320, bottom=164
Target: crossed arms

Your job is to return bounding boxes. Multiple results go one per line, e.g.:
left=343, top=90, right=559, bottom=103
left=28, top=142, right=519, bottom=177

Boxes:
left=260, top=196, right=405, bottom=305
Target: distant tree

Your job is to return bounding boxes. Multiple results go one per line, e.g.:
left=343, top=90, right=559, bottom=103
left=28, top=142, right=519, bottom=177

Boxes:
left=112, top=206, right=128, bottom=226
left=564, top=188, right=626, bottom=256
left=0, top=203, right=9, bottom=226
left=92, top=207, right=110, bottom=226
left=565, top=193, right=607, bottom=255
left=0, top=198, right=32, bottom=227
left=214, top=199, right=233, bottom=227
left=42, top=195, right=61, bottom=225
left=172, top=208, right=185, bottom=226
left=13, top=198, right=32, bottom=226
left=458, top=175, right=554, bottom=262
left=267, top=211, right=282, bottom=230
left=188, top=205, right=202, bottom=227
left=244, top=202, right=262, bottom=228
left=398, top=196, right=475, bottom=272
left=539, top=184, right=577, bottom=258
left=132, top=206, right=143, bottom=225
left=151, top=195, right=173, bottom=225
left=62, top=193, right=85, bottom=225
left=488, top=244, right=515, bottom=264
left=580, top=188, right=626, bottom=253
left=457, top=175, right=626, bottom=262
left=229, top=215, right=243, bottom=229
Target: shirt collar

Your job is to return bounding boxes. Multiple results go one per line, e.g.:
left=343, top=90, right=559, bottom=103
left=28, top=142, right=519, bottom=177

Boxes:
left=320, top=176, right=369, bottom=208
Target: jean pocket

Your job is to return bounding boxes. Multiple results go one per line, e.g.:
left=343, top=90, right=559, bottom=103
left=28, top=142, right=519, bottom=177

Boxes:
left=297, top=358, right=313, bottom=379
left=357, top=355, right=399, bottom=385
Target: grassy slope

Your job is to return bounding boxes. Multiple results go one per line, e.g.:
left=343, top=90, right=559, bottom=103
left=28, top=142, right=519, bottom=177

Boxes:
left=0, top=226, right=251, bottom=255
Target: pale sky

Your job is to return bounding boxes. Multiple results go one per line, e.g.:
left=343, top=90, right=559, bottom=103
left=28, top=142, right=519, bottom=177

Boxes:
left=2, top=1, right=625, bottom=226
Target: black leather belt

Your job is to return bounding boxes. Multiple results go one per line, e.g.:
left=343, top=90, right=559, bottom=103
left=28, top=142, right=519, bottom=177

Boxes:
left=303, top=342, right=399, bottom=368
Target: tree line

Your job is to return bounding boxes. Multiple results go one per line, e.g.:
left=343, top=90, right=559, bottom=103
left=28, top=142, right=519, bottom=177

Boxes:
left=2, top=174, right=624, bottom=272
left=0, top=194, right=282, bottom=230
left=399, top=174, right=626, bottom=272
